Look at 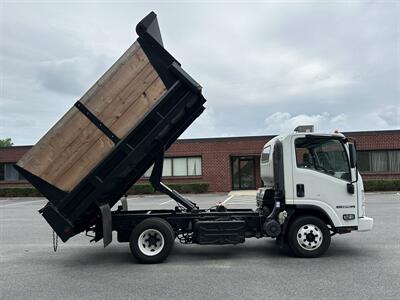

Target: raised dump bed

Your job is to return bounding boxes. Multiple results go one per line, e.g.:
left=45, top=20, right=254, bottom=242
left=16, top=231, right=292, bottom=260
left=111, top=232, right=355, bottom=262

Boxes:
left=15, top=12, right=206, bottom=243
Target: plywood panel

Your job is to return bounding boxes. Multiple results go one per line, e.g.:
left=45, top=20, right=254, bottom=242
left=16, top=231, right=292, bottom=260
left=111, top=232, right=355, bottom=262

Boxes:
left=39, top=64, right=158, bottom=184
left=17, top=42, right=142, bottom=176
left=16, top=107, right=91, bottom=176
left=55, top=78, right=166, bottom=191
left=112, top=77, right=167, bottom=138
left=17, top=41, right=167, bottom=192
left=53, top=75, right=166, bottom=191
left=54, top=135, right=115, bottom=191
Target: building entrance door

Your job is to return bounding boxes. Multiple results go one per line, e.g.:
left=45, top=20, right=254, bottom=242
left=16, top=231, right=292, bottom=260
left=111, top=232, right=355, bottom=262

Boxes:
left=231, top=156, right=256, bottom=190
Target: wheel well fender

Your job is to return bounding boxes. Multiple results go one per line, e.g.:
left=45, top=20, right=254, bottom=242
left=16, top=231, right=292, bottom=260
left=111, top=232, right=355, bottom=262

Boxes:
left=283, top=205, right=335, bottom=235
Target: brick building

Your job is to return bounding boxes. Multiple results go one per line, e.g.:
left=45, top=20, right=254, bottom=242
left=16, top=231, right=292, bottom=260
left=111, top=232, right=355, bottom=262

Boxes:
left=1, top=130, right=399, bottom=192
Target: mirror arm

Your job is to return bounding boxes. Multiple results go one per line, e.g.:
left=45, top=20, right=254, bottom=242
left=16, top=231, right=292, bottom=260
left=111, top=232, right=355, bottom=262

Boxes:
left=351, top=164, right=358, bottom=184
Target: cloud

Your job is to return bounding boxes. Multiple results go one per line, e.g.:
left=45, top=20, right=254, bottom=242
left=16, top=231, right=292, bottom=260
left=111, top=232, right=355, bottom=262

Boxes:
left=263, top=105, right=400, bottom=136
left=38, top=54, right=111, bottom=96
left=264, top=111, right=330, bottom=133
left=0, top=2, right=399, bottom=145
left=181, top=105, right=236, bottom=139
left=378, top=105, right=400, bottom=127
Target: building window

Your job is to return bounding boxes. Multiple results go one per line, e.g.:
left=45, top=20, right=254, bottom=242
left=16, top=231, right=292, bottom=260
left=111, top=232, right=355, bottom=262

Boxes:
left=163, top=158, right=172, bottom=177
left=173, top=158, right=188, bottom=176
left=187, top=157, right=202, bottom=176
left=0, top=164, right=4, bottom=181
left=357, top=152, right=370, bottom=172
left=388, top=151, right=400, bottom=172
left=0, top=163, right=25, bottom=181
left=357, top=150, right=400, bottom=172
left=143, top=157, right=202, bottom=177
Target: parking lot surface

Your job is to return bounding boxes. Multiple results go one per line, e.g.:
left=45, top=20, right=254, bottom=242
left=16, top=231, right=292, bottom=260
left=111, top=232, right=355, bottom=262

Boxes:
left=1, top=193, right=399, bottom=299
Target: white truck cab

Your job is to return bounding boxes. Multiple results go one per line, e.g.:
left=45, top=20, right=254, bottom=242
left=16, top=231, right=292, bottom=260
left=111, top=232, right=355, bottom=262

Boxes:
left=257, top=126, right=373, bottom=257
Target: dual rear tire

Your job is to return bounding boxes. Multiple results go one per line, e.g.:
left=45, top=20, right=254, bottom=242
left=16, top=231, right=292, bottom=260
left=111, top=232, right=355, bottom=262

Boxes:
left=129, top=218, right=175, bottom=264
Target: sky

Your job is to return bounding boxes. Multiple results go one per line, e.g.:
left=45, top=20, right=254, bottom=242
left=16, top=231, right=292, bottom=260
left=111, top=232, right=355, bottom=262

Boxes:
left=0, top=1, right=399, bottom=145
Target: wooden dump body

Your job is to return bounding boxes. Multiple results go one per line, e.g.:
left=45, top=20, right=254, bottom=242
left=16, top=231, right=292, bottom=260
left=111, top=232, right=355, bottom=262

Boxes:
left=18, top=42, right=166, bottom=192
left=15, top=12, right=206, bottom=242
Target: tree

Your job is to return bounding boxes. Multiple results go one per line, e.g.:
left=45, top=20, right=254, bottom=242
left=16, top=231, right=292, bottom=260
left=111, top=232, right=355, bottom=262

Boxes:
left=0, top=138, right=14, bottom=147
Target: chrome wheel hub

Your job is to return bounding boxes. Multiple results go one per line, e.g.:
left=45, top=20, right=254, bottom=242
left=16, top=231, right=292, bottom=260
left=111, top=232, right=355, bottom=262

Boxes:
left=296, top=224, right=323, bottom=251
left=138, top=229, right=164, bottom=256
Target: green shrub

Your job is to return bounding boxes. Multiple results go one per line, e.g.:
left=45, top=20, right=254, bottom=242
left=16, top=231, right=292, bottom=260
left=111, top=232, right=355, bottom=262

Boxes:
left=0, top=182, right=208, bottom=198
left=170, top=182, right=209, bottom=193
left=363, top=179, right=400, bottom=192
left=0, top=187, right=42, bottom=197
left=128, top=182, right=209, bottom=195
left=128, top=184, right=155, bottom=194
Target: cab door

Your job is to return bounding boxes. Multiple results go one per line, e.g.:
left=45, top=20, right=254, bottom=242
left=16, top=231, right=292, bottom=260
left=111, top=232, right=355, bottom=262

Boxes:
left=291, top=136, right=358, bottom=228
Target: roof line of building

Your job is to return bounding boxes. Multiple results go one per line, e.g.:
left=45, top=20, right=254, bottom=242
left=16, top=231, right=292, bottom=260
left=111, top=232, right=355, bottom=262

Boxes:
left=342, top=129, right=400, bottom=136
left=2, top=129, right=399, bottom=148
left=175, top=129, right=400, bottom=143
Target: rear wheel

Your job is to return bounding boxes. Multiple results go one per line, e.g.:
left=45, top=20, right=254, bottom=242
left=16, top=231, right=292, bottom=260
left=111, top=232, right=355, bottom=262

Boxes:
left=130, top=218, right=175, bottom=264
left=288, top=216, right=331, bottom=258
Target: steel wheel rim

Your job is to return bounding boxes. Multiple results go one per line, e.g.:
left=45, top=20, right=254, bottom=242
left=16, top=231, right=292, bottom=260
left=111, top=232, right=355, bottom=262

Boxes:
left=296, top=224, right=323, bottom=251
left=138, top=229, right=165, bottom=256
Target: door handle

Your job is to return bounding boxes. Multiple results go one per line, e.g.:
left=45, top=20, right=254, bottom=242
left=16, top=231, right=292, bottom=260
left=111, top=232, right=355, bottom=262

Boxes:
left=297, top=184, right=305, bottom=197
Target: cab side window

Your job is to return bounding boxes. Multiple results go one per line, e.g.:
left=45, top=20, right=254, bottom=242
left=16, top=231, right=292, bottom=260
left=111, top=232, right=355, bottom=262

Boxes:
left=295, top=138, right=351, bottom=181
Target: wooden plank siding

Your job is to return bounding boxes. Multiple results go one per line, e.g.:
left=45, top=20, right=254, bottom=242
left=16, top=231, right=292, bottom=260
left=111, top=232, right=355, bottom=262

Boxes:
left=17, top=41, right=167, bottom=191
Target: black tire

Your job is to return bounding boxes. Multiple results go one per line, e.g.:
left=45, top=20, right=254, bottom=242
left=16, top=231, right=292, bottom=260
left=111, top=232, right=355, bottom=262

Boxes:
left=129, top=218, right=175, bottom=264
left=287, top=216, right=331, bottom=258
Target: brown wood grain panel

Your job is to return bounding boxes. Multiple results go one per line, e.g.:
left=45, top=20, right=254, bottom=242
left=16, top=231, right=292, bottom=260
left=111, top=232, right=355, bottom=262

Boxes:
left=17, top=41, right=167, bottom=192
left=112, top=77, right=167, bottom=138
left=16, top=108, right=91, bottom=176
left=17, top=42, right=142, bottom=177
left=40, top=64, right=158, bottom=184
left=53, top=76, right=166, bottom=190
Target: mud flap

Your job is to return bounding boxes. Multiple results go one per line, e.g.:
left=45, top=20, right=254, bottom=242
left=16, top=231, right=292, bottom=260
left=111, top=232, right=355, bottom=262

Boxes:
left=99, top=203, right=112, bottom=247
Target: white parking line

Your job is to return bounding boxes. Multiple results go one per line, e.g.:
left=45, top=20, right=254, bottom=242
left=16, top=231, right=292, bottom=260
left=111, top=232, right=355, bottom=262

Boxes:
left=228, top=199, right=254, bottom=203
left=160, top=199, right=174, bottom=205
left=221, top=195, right=234, bottom=205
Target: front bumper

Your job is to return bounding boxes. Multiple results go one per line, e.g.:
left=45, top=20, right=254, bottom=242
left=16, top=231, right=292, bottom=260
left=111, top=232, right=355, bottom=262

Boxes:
left=357, top=216, right=373, bottom=231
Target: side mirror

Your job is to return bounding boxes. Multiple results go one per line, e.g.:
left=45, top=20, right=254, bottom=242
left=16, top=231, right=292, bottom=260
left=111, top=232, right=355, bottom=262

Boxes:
left=347, top=182, right=355, bottom=194
left=349, top=143, right=357, bottom=168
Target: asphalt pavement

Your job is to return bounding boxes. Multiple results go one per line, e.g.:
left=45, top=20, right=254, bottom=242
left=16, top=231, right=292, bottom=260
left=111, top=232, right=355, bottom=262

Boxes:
left=1, top=193, right=399, bottom=299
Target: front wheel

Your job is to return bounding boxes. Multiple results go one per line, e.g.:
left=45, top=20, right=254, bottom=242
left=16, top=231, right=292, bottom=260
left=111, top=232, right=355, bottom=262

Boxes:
left=288, top=216, right=331, bottom=258
left=129, top=218, right=175, bottom=264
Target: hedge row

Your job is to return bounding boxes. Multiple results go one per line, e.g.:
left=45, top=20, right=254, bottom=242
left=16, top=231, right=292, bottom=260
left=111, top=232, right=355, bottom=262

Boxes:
left=0, top=187, right=42, bottom=197
left=363, top=179, right=400, bottom=192
left=0, top=182, right=209, bottom=197
left=1, top=180, right=399, bottom=197
left=128, top=182, right=209, bottom=194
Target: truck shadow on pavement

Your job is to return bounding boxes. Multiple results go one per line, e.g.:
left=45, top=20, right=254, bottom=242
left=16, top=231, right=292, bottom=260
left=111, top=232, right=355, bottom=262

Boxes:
left=56, top=239, right=372, bottom=267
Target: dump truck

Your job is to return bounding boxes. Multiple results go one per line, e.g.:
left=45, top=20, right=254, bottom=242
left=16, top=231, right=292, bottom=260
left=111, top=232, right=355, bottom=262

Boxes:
left=16, top=12, right=373, bottom=263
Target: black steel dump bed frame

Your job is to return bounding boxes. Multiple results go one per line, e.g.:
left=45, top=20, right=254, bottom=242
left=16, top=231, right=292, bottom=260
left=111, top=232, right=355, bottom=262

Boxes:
left=16, top=12, right=207, bottom=244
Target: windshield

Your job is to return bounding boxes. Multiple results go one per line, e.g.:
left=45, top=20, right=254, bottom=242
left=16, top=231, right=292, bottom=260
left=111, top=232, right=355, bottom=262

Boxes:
left=295, top=137, right=351, bottom=181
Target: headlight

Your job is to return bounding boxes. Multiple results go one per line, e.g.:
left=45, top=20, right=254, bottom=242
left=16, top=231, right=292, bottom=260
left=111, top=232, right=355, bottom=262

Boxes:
left=343, top=214, right=355, bottom=221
